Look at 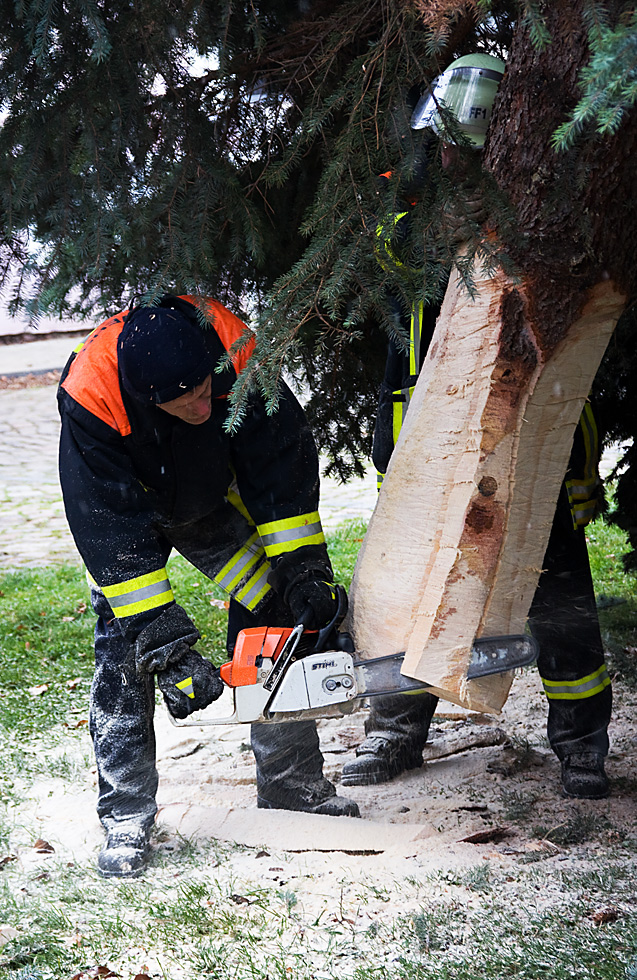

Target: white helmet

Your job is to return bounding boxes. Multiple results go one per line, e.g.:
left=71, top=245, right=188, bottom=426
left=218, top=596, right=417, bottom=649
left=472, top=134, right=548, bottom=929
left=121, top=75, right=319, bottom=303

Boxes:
left=411, top=53, right=505, bottom=148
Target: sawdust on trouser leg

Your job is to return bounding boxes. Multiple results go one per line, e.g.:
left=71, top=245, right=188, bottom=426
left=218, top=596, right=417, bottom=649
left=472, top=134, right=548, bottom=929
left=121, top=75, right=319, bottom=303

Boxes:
left=89, top=589, right=158, bottom=838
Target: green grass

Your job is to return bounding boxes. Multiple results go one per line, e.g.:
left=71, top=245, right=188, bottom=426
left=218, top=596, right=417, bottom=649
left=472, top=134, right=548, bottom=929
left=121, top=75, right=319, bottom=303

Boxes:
left=0, top=853, right=635, bottom=980
left=533, top=808, right=625, bottom=847
left=586, top=515, right=637, bottom=684
left=0, top=566, right=94, bottom=735
left=0, top=521, right=367, bottom=788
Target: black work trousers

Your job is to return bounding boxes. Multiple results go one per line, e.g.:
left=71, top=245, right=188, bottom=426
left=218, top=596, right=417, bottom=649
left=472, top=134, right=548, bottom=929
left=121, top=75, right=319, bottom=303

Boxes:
left=364, top=486, right=612, bottom=760
left=89, top=517, right=327, bottom=831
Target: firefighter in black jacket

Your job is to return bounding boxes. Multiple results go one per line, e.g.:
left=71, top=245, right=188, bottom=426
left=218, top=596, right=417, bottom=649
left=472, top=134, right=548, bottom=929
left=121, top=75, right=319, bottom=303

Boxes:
left=341, top=54, right=611, bottom=800
left=58, top=293, right=359, bottom=878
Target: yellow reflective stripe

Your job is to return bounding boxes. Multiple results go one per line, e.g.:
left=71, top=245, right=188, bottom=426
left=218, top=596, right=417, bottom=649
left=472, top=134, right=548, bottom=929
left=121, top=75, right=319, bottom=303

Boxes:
left=565, top=478, right=599, bottom=527
left=392, top=386, right=415, bottom=445
left=572, top=500, right=598, bottom=526
left=101, top=568, right=169, bottom=599
left=390, top=301, right=422, bottom=446
left=257, top=512, right=325, bottom=558
left=374, top=212, right=409, bottom=271
left=541, top=665, right=610, bottom=700
left=580, top=402, right=598, bottom=483
left=214, top=532, right=263, bottom=592
left=176, top=676, right=195, bottom=699
left=566, top=404, right=600, bottom=529
left=409, top=301, right=423, bottom=377
left=100, top=568, right=174, bottom=618
left=213, top=537, right=272, bottom=611
left=235, top=558, right=272, bottom=611
left=392, top=399, right=402, bottom=445
left=377, top=471, right=385, bottom=492
left=73, top=324, right=101, bottom=354
left=227, top=483, right=254, bottom=525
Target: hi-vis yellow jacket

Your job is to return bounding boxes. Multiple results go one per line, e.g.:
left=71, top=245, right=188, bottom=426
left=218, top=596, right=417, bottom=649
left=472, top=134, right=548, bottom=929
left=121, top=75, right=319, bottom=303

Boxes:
left=57, top=296, right=326, bottom=637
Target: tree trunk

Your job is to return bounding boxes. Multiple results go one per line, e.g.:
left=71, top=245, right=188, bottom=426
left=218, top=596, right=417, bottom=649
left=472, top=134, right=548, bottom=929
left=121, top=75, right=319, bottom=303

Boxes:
left=346, top=0, right=636, bottom=712
left=347, top=262, right=624, bottom=712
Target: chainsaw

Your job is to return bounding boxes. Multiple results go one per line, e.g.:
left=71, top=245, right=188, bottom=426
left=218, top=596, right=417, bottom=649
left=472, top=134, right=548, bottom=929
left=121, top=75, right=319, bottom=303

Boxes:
left=171, top=586, right=537, bottom=727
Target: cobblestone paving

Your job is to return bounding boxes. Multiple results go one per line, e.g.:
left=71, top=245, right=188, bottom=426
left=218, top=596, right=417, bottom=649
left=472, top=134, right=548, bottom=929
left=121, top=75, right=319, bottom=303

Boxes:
left=2, top=374, right=625, bottom=572
left=0, top=382, right=377, bottom=569
left=0, top=386, right=78, bottom=568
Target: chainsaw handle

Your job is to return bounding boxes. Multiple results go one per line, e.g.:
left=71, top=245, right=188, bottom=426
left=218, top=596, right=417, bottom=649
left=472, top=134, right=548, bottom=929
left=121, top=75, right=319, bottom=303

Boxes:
left=294, top=583, right=347, bottom=649
left=293, top=582, right=348, bottom=647
left=296, top=604, right=317, bottom=630
left=313, top=584, right=348, bottom=652
left=168, top=705, right=242, bottom=727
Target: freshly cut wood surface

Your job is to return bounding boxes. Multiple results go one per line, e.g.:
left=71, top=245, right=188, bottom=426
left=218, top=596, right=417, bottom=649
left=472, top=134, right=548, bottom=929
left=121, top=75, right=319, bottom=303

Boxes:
left=347, top=263, right=624, bottom=713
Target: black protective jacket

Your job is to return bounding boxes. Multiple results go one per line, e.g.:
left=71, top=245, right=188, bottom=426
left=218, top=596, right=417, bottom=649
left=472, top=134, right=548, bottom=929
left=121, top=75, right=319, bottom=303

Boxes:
left=58, top=296, right=328, bottom=641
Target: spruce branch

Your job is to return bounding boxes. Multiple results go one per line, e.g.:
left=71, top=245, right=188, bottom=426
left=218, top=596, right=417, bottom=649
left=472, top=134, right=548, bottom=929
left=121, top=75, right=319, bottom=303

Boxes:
left=552, top=8, right=637, bottom=149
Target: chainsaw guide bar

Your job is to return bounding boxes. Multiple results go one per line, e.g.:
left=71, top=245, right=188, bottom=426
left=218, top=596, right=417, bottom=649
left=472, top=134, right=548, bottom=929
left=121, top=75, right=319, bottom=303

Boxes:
left=170, top=629, right=537, bottom=728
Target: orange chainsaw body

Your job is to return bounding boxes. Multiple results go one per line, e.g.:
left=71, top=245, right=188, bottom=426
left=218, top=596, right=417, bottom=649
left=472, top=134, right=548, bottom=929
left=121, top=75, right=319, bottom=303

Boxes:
left=219, top=626, right=294, bottom=687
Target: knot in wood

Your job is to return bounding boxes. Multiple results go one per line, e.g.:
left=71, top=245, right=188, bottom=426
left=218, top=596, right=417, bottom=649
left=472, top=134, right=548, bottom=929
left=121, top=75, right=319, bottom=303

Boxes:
left=477, top=476, right=498, bottom=497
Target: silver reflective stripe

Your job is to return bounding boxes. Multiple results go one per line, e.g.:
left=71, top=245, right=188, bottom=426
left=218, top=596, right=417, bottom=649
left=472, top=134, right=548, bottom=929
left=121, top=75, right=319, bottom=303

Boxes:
left=106, top=579, right=172, bottom=609
left=215, top=535, right=263, bottom=591
left=236, top=558, right=272, bottom=611
left=569, top=483, right=595, bottom=496
left=259, top=520, right=323, bottom=550
left=573, top=502, right=597, bottom=521
left=542, top=665, right=610, bottom=700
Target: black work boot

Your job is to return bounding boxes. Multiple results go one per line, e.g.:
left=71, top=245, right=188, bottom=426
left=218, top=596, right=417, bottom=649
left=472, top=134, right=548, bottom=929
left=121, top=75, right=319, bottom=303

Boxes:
left=257, top=775, right=360, bottom=817
left=341, top=692, right=438, bottom=787
left=341, top=731, right=425, bottom=786
left=561, top=752, right=609, bottom=799
left=251, top=720, right=359, bottom=817
left=97, top=823, right=151, bottom=879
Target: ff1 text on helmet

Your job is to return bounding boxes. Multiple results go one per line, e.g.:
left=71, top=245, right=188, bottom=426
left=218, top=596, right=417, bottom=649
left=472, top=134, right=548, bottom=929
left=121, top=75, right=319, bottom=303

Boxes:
left=411, top=53, right=505, bottom=148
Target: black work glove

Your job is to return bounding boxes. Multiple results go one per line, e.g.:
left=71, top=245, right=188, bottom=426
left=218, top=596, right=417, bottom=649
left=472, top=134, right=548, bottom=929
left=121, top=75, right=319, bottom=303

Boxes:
left=268, top=545, right=338, bottom=628
left=286, top=578, right=338, bottom=630
left=157, top=648, right=224, bottom=719
left=134, top=604, right=200, bottom=674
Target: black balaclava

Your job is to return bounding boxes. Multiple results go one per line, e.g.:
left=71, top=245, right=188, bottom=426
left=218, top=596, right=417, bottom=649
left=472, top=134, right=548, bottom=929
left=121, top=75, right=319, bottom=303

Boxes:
left=118, top=296, right=212, bottom=405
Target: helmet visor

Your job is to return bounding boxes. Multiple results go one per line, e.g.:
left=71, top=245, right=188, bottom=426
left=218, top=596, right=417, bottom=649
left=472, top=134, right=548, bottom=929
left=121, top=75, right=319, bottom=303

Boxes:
left=411, top=65, right=503, bottom=147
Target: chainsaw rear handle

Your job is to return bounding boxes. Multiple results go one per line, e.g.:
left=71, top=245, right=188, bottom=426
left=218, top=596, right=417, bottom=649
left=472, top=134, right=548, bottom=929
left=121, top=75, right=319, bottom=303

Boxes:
left=307, top=583, right=349, bottom=653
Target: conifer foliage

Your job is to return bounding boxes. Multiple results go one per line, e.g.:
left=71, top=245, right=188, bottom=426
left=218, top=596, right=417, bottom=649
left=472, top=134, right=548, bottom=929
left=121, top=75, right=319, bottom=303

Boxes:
left=0, top=0, right=312, bottom=315
left=1, top=1, right=636, bottom=504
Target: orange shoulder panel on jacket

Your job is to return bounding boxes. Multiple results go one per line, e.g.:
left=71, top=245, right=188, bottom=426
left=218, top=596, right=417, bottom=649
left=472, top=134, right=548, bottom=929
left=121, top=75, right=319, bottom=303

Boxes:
left=182, top=296, right=256, bottom=375
left=61, top=312, right=132, bottom=436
